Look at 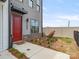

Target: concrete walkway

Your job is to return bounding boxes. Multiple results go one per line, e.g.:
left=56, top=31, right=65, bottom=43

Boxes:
left=13, top=42, right=70, bottom=59
left=0, top=50, right=17, bottom=59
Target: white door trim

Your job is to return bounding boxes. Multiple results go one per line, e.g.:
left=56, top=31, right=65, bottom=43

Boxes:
left=0, top=4, right=3, bottom=52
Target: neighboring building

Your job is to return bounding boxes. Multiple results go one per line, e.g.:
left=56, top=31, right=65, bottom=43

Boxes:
left=0, top=0, right=43, bottom=52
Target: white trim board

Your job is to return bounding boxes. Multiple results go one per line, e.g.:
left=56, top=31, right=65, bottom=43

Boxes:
left=0, top=4, right=3, bottom=52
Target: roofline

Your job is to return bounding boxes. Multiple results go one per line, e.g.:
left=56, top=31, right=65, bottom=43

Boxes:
left=0, top=0, right=6, bottom=2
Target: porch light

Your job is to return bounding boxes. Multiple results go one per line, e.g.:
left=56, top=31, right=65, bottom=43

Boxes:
left=26, top=18, right=29, bottom=29
left=26, top=18, right=29, bottom=22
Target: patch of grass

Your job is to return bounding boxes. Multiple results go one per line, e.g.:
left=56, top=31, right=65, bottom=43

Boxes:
left=9, top=48, right=28, bottom=59
left=51, top=37, right=72, bottom=44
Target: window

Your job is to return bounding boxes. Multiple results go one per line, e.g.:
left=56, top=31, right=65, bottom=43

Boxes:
left=37, top=5, right=40, bottom=11
left=29, top=0, right=33, bottom=8
left=18, top=0, right=23, bottom=2
left=36, top=0, right=40, bottom=11
left=30, top=19, right=39, bottom=33
left=37, top=0, right=40, bottom=5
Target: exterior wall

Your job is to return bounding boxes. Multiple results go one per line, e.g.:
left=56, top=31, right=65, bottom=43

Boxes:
left=3, top=0, right=9, bottom=50
left=11, top=0, right=42, bottom=35
left=0, top=3, right=3, bottom=52
left=43, top=27, right=79, bottom=39
left=0, top=0, right=9, bottom=51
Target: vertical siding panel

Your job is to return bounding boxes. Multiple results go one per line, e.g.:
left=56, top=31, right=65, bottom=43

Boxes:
left=3, top=0, right=9, bottom=50
left=0, top=4, right=3, bottom=52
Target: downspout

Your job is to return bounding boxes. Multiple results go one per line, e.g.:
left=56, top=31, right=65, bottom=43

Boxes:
left=41, top=0, right=43, bottom=37
left=8, top=0, right=12, bottom=49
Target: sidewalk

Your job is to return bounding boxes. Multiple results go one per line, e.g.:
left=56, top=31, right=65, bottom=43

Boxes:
left=0, top=50, right=17, bottom=59
left=13, top=42, right=70, bottom=59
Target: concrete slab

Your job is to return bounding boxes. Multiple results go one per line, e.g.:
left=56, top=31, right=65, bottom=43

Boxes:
left=31, top=48, right=70, bottom=59
left=13, top=42, right=70, bottom=59
left=0, top=50, right=17, bottom=59
left=13, top=42, right=43, bottom=58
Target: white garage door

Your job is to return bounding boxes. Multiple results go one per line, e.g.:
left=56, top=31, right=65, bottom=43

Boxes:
left=0, top=5, right=3, bottom=52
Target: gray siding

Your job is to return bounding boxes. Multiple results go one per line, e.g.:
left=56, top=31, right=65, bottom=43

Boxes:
left=11, top=0, right=42, bottom=35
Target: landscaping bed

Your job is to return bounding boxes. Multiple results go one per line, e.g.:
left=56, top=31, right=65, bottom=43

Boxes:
left=27, top=36, right=79, bottom=59
left=29, top=36, right=73, bottom=50
left=8, top=48, right=29, bottom=59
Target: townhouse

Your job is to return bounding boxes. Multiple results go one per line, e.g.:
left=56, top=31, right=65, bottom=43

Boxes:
left=0, top=0, right=43, bottom=52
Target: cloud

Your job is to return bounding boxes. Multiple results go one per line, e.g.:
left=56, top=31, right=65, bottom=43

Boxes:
left=57, top=15, right=79, bottom=20
left=55, top=19, right=63, bottom=22
left=43, top=6, right=48, bottom=13
left=43, top=7, right=47, bottom=11
left=43, top=13, right=68, bottom=27
left=43, top=13, right=79, bottom=27
left=43, top=11, right=79, bottom=21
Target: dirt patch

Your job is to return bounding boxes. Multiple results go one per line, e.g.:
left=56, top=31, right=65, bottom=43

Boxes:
left=14, top=41, right=25, bottom=45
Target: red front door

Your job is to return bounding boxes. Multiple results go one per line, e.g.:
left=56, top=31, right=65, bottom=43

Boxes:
left=12, top=14, right=22, bottom=42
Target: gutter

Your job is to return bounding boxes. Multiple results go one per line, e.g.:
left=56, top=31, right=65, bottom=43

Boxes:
left=8, top=0, right=12, bottom=49
left=41, top=0, right=43, bottom=37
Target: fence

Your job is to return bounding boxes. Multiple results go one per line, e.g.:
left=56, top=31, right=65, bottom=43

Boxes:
left=74, top=31, right=79, bottom=46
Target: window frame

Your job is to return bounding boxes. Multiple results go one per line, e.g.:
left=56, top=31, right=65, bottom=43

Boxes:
left=18, top=0, right=23, bottom=3
left=36, top=4, right=40, bottom=12
left=29, top=0, right=34, bottom=8
left=30, top=19, right=39, bottom=33
left=36, top=0, right=40, bottom=11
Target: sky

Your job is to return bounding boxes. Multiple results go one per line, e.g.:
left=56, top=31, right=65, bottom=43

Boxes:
left=43, top=0, right=79, bottom=27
